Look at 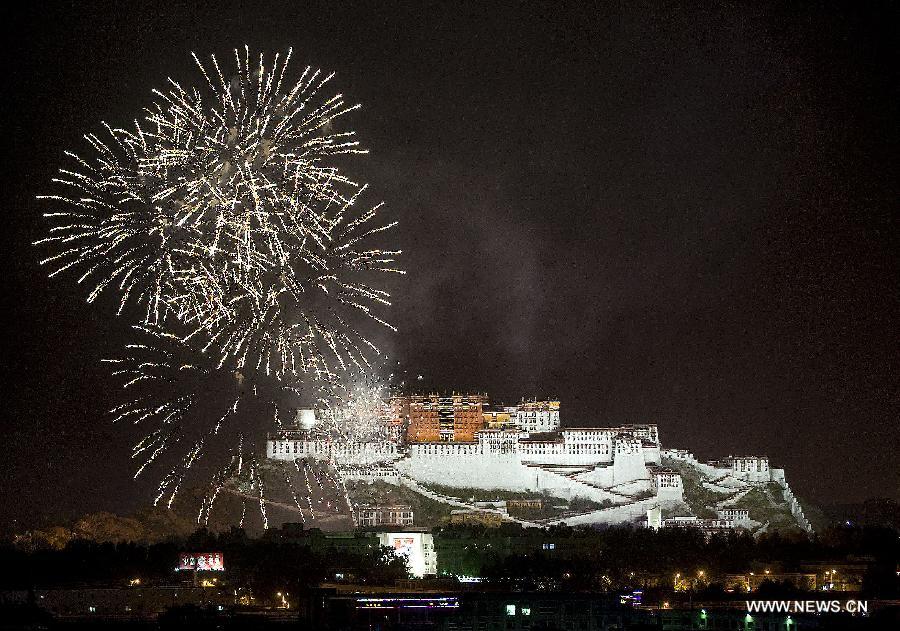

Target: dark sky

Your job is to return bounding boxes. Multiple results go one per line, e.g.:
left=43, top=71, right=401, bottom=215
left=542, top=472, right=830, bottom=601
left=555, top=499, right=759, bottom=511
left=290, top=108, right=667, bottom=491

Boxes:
left=3, top=1, right=897, bottom=529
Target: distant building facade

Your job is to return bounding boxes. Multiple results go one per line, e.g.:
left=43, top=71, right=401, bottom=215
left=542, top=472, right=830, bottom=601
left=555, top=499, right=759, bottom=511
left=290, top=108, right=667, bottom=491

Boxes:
left=259, top=396, right=808, bottom=532
left=450, top=509, right=504, bottom=527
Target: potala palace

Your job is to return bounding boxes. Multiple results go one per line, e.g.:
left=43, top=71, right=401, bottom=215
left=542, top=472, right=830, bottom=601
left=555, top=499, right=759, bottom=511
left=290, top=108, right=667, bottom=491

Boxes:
left=267, top=396, right=813, bottom=534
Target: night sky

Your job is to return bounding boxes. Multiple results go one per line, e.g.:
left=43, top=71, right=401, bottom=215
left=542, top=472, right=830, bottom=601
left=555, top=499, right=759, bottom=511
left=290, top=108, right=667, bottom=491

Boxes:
left=4, top=1, right=897, bottom=529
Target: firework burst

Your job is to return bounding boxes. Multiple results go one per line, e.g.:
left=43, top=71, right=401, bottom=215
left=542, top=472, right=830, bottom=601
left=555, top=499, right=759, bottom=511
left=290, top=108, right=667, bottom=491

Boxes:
left=141, top=46, right=365, bottom=277
left=37, top=48, right=402, bottom=526
left=37, top=48, right=401, bottom=380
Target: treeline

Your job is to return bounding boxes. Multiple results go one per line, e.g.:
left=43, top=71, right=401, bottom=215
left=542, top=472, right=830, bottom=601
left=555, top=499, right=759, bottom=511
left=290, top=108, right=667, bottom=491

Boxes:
left=2, top=523, right=897, bottom=598
left=433, top=523, right=900, bottom=596
left=0, top=527, right=407, bottom=594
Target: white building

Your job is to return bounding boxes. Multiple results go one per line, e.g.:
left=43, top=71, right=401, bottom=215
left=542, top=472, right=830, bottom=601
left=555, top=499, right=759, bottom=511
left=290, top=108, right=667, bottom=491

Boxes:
left=514, top=400, right=561, bottom=433
left=262, top=411, right=802, bottom=531
left=649, top=513, right=741, bottom=535
left=649, top=466, right=684, bottom=502
left=708, top=455, right=772, bottom=483
left=377, top=532, right=437, bottom=577
left=396, top=425, right=664, bottom=501
left=724, top=455, right=769, bottom=474
left=354, top=505, right=414, bottom=528
left=268, top=436, right=400, bottom=465
left=718, top=508, right=751, bottom=526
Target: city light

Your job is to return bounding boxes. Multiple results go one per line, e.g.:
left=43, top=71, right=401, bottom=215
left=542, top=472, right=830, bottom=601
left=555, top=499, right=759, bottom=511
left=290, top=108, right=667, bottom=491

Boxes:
left=356, top=597, right=459, bottom=610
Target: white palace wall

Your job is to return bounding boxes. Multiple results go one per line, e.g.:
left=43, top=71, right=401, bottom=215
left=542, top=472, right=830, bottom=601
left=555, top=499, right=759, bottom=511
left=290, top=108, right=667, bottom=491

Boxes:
left=267, top=438, right=401, bottom=466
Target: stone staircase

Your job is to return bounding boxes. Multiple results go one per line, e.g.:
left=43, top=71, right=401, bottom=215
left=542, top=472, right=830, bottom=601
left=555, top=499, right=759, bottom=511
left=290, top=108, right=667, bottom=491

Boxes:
left=568, top=474, right=637, bottom=502
left=542, top=497, right=658, bottom=527
left=715, top=488, right=752, bottom=509
left=395, top=473, right=541, bottom=527
left=534, top=467, right=633, bottom=504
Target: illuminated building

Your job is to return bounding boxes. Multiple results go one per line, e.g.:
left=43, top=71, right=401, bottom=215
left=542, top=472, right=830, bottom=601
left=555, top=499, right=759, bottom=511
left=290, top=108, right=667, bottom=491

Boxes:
left=708, top=455, right=771, bottom=480
left=260, top=394, right=810, bottom=532
left=268, top=432, right=400, bottom=464
left=377, top=531, right=437, bottom=577
left=717, top=508, right=751, bottom=526
left=648, top=467, right=683, bottom=501
left=648, top=514, right=744, bottom=536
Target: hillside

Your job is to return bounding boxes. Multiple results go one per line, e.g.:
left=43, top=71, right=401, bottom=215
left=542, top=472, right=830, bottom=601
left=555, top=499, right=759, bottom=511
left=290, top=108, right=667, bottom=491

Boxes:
left=9, top=453, right=818, bottom=546
left=660, top=455, right=812, bottom=535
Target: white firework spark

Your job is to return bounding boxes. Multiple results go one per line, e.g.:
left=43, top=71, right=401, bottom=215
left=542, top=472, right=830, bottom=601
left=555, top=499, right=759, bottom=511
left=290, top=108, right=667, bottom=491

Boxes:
left=315, top=374, right=394, bottom=443
left=182, top=184, right=403, bottom=382
left=34, top=123, right=208, bottom=323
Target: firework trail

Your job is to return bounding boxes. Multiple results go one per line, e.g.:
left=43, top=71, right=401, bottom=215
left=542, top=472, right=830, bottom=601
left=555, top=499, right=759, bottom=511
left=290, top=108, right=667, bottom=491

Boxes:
left=282, top=465, right=306, bottom=523
left=322, top=459, right=356, bottom=519
left=141, top=47, right=403, bottom=382
left=143, top=47, right=365, bottom=270
left=314, top=372, right=394, bottom=442
left=105, top=324, right=313, bottom=516
left=296, top=460, right=316, bottom=516
left=250, top=460, right=269, bottom=530
left=182, top=183, right=403, bottom=382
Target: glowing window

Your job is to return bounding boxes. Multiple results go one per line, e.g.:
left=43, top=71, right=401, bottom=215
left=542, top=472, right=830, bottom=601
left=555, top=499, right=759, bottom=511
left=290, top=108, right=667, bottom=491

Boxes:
left=506, top=604, right=516, bottom=616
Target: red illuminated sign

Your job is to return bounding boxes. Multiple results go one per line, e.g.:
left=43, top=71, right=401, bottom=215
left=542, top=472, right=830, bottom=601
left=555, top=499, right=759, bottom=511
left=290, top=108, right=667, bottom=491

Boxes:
left=177, top=552, right=224, bottom=571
